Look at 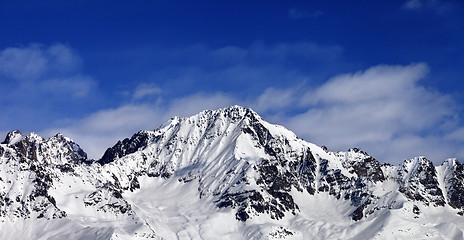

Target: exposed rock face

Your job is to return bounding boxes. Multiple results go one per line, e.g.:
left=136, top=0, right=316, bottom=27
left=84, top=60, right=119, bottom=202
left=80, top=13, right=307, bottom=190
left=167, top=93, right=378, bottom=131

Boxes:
left=443, top=159, right=464, bottom=209
left=0, top=105, right=463, bottom=231
left=0, top=131, right=87, bottom=219
left=341, top=148, right=385, bottom=182
left=2, top=131, right=87, bottom=164
left=88, top=106, right=464, bottom=222
left=398, top=157, right=446, bottom=207
left=99, top=131, right=152, bottom=165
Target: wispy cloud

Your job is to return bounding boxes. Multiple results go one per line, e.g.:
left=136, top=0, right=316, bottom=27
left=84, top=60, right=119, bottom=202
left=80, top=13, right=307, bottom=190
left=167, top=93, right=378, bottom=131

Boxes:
left=253, top=87, right=300, bottom=113
left=280, top=63, right=458, bottom=164
left=0, top=43, right=91, bottom=97
left=41, top=63, right=463, bottom=164
left=145, top=41, right=344, bottom=96
left=288, top=8, right=323, bottom=19
left=40, top=75, right=96, bottom=98
left=0, top=43, right=97, bottom=131
left=1, top=41, right=343, bottom=137
left=445, top=127, right=464, bottom=141
left=2, top=42, right=462, bottom=165
left=402, top=0, right=454, bottom=13
left=0, top=44, right=49, bottom=80
left=0, top=43, right=81, bottom=81
left=42, top=92, right=238, bottom=159
left=133, top=83, right=162, bottom=100
left=404, top=0, right=423, bottom=9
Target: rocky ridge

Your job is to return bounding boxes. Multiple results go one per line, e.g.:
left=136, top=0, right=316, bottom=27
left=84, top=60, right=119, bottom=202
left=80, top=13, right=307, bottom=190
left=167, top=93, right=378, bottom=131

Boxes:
left=1, top=106, right=463, bottom=239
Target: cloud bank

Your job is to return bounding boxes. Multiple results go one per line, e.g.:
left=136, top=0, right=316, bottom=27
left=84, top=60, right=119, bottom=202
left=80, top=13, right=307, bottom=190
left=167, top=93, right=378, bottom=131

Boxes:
left=40, top=63, right=463, bottom=165
left=0, top=43, right=97, bottom=131
left=284, top=63, right=458, bottom=164
left=0, top=43, right=95, bottom=100
left=1, top=43, right=462, bottom=165
left=42, top=93, right=239, bottom=159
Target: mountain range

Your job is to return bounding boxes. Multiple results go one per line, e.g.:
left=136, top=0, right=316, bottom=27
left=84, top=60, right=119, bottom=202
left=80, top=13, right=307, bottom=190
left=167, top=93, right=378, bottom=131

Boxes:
left=1, top=105, right=463, bottom=239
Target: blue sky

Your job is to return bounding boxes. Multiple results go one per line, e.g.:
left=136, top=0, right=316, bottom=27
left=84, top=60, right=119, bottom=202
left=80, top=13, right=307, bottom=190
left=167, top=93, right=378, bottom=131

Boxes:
left=0, top=0, right=463, bottom=164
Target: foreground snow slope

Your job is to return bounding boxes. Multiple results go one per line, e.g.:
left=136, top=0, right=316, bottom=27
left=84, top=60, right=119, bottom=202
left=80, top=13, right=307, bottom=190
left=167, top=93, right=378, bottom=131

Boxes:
left=1, top=106, right=464, bottom=239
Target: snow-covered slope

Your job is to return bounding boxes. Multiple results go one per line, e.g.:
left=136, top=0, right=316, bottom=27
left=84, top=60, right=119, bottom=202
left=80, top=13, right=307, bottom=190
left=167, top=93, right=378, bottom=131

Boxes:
left=1, top=106, right=464, bottom=239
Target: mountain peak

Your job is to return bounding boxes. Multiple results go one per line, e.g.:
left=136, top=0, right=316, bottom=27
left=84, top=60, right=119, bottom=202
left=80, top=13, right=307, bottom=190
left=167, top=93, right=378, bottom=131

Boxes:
left=1, top=107, right=464, bottom=239
left=1, top=130, right=47, bottom=146
left=1, top=130, right=24, bottom=145
left=99, top=105, right=289, bottom=165
left=1, top=131, right=87, bottom=164
left=442, top=158, right=460, bottom=167
left=27, top=132, right=45, bottom=142
left=183, top=105, right=257, bottom=122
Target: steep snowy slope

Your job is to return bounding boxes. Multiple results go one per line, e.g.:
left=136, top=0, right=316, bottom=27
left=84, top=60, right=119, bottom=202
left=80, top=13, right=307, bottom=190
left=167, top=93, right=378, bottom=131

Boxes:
left=1, top=106, right=464, bottom=239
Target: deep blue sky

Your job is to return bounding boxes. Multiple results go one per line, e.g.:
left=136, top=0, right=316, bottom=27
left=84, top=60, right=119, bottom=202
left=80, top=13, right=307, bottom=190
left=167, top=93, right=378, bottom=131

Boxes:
left=0, top=0, right=463, bottom=163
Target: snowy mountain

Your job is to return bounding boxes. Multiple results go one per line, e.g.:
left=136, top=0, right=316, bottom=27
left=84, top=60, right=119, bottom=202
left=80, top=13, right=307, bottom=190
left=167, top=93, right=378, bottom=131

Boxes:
left=1, top=106, right=464, bottom=239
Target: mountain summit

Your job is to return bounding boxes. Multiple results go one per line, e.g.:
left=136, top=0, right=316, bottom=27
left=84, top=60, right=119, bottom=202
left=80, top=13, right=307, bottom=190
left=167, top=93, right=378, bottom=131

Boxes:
left=1, top=106, right=463, bottom=239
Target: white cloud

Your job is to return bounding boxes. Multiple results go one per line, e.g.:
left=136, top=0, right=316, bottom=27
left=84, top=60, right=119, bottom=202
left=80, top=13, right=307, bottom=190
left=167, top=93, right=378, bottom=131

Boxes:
left=0, top=44, right=97, bottom=103
left=365, top=134, right=457, bottom=163
left=41, top=104, right=159, bottom=160
left=0, top=43, right=93, bottom=99
left=133, top=83, right=162, bottom=100
left=246, top=41, right=342, bottom=63
left=280, top=63, right=458, bottom=164
left=40, top=75, right=96, bottom=98
left=41, top=63, right=463, bottom=164
left=3, top=42, right=459, bottom=165
left=0, top=131, right=7, bottom=143
left=402, top=0, right=453, bottom=13
left=46, top=43, right=82, bottom=73
left=148, top=41, right=343, bottom=92
left=78, top=105, right=161, bottom=134
left=164, top=92, right=239, bottom=118
left=210, top=46, right=248, bottom=63
left=253, top=87, right=299, bottom=113
left=0, top=43, right=81, bottom=80
left=303, top=63, right=429, bottom=104
left=0, top=43, right=99, bottom=135
left=0, top=44, right=48, bottom=80
left=445, top=127, right=464, bottom=141
left=42, top=93, right=238, bottom=159
left=404, top=0, right=423, bottom=9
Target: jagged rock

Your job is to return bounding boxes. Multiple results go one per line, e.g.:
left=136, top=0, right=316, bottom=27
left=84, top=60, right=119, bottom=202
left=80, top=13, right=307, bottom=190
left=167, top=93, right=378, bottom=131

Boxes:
left=398, top=157, right=446, bottom=207
left=341, top=148, right=385, bottom=182
left=443, top=159, right=464, bottom=209
left=99, top=131, right=152, bottom=165
left=0, top=106, right=463, bottom=240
